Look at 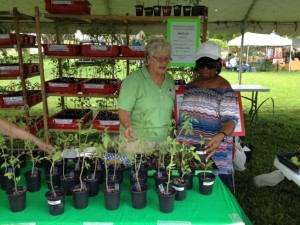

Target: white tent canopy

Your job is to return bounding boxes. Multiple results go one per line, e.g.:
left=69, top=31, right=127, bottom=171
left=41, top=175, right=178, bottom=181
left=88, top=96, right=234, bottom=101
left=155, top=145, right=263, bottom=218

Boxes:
left=228, top=32, right=292, bottom=47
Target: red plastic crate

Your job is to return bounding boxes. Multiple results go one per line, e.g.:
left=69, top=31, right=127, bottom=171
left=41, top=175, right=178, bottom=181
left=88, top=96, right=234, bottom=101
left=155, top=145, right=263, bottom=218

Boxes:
left=92, top=110, right=120, bottom=131
left=174, top=79, right=186, bottom=93
left=0, top=33, right=17, bottom=45
left=81, top=78, right=120, bottom=94
left=120, top=45, right=145, bottom=57
left=16, top=116, right=44, bottom=135
left=42, top=44, right=80, bottom=56
left=45, top=77, right=87, bottom=93
left=48, top=108, right=93, bottom=129
left=0, top=90, right=42, bottom=108
left=0, top=63, right=39, bottom=77
left=80, top=45, right=119, bottom=57
left=45, top=0, right=91, bottom=14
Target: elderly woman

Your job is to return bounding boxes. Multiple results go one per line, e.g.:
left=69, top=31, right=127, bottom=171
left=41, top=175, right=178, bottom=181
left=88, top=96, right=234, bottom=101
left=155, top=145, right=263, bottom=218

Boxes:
left=118, top=36, right=175, bottom=153
left=177, top=41, right=239, bottom=191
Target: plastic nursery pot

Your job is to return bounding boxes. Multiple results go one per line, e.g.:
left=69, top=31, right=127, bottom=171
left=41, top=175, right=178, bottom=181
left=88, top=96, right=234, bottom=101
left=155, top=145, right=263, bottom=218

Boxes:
left=157, top=186, right=176, bottom=213
left=172, top=178, right=188, bottom=201
left=198, top=172, right=216, bottom=195
left=183, top=5, right=191, bottom=16
left=103, top=187, right=120, bottom=210
left=153, top=5, right=161, bottom=16
left=60, top=173, right=78, bottom=196
left=144, top=7, right=154, bottom=16
left=6, top=186, right=27, bottom=212
left=83, top=174, right=100, bottom=197
left=173, top=5, right=182, bottom=16
left=24, top=169, right=42, bottom=192
left=135, top=5, right=144, bottom=16
left=71, top=184, right=89, bottom=209
left=45, top=189, right=66, bottom=216
left=130, top=184, right=148, bottom=209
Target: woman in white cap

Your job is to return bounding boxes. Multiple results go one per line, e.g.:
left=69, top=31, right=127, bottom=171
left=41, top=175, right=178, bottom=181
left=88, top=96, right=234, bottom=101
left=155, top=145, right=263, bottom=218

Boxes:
left=177, top=41, right=239, bottom=192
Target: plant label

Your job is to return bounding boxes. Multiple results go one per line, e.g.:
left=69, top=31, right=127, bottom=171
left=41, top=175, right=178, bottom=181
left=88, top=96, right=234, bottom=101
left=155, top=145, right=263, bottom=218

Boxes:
left=158, top=184, right=165, bottom=193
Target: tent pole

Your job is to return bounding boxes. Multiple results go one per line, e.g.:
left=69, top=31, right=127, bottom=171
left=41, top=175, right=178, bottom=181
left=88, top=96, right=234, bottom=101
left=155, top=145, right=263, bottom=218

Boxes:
left=238, top=29, right=245, bottom=85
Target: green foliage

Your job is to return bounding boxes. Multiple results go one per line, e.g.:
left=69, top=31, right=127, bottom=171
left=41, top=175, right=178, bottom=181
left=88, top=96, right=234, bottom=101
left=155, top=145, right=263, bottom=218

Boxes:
left=291, top=156, right=300, bottom=166
left=4, top=154, right=22, bottom=194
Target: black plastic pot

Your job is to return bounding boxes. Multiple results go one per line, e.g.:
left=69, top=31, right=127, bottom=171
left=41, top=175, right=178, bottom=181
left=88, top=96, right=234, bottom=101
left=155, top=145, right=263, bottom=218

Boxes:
left=45, top=189, right=66, bottom=215
left=103, top=188, right=120, bottom=210
left=157, top=187, right=176, bottom=213
left=191, top=5, right=206, bottom=16
left=129, top=173, right=147, bottom=187
left=71, top=184, right=89, bottom=209
left=46, top=172, right=61, bottom=189
left=198, top=172, right=216, bottom=195
left=60, top=173, right=78, bottom=196
left=135, top=5, right=144, bottom=16
left=6, top=186, right=27, bottom=212
left=153, top=5, right=161, bottom=16
left=24, top=169, right=42, bottom=192
left=183, top=5, right=191, bottom=16
left=173, top=5, right=182, bottom=16
left=130, top=184, right=148, bottom=209
left=144, top=7, right=154, bottom=16
left=153, top=171, right=168, bottom=189
left=172, top=178, right=188, bottom=201
left=83, top=174, right=100, bottom=197
left=0, top=170, right=14, bottom=191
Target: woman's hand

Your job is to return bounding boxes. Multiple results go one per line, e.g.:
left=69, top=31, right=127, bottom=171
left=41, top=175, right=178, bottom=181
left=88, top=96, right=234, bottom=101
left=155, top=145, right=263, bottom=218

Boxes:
left=124, top=125, right=136, bottom=141
left=203, top=133, right=225, bottom=161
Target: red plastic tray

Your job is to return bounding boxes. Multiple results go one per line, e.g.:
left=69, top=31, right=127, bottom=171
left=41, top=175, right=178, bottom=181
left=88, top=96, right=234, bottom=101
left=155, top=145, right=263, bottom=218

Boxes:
left=45, top=0, right=91, bottom=14
left=48, top=108, right=93, bottom=129
left=120, top=46, right=145, bottom=57
left=42, top=44, right=80, bottom=56
left=45, top=77, right=87, bottom=93
left=0, top=63, right=39, bottom=77
left=81, top=78, right=120, bottom=94
left=92, top=110, right=120, bottom=131
left=0, top=90, right=42, bottom=108
left=0, top=33, right=17, bottom=45
left=80, top=45, right=119, bottom=57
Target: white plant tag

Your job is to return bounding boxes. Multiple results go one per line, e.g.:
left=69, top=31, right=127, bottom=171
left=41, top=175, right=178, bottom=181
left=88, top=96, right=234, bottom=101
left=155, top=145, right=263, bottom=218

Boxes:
left=49, top=44, right=69, bottom=52
left=84, top=84, right=105, bottom=89
left=0, top=66, right=19, bottom=71
left=203, top=181, right=214, bottom=186
left=49, top=83, right=69, bottom=88
left=115, top=183, right=119, bottom=191
left=129, top=46, right=145, bottom=51
left=52, top=1, right=71, bottom=6
left=172, top=185, right=184, bottom=191
left=54, top=119, right=72, bottom=124
left=158, top=183, right=165, bottom=193
left=0, top=34, right=10, bottom=39
left=3, top=96, right=23, bottom=105
left=100, top=121, right=120, bottom=126
left=91, top=45, right=108, bottom=51
left=48, top=200, right=61, bottom=205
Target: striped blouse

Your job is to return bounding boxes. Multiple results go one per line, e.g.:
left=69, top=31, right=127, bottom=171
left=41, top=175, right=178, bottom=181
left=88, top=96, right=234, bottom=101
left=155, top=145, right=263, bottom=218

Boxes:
left=177, top=84, right=239, bottom=174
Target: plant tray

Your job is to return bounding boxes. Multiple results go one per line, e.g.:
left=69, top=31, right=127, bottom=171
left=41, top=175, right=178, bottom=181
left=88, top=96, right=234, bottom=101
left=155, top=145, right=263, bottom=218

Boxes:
left=16, top=116, right=44, bottom=135
left=120, top=46, right=145, bottom=57
left=45, top=77, right=87, bottom=93
left=0, top=90, right=42, bottom=107
left=80, top=45, right=119, bottom=57
left=45, top=0, right=91, bottom=14
left=0, top=63, right=39, bottom=77
left=42, top=44, right=80, bottom=56
left=0, top=33, right=17, bottom=45
left=92, top=110, right=120, bottom=131
left=81, top=78, right=120, bottom=94
left=48, top=108, right=93, bottom=129
left=277, top=152, right=300, bottom=174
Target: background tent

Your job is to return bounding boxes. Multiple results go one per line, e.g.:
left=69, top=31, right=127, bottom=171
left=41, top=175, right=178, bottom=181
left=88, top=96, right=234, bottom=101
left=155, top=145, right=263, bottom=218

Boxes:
left=1, top=0, right=300, bottom=35
left=228, top=32, right=292, bottom=63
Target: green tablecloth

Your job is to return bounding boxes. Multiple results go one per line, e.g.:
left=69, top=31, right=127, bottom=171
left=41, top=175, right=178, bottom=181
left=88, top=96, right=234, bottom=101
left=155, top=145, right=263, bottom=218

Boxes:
left=0, top=167, right=252, bottom=225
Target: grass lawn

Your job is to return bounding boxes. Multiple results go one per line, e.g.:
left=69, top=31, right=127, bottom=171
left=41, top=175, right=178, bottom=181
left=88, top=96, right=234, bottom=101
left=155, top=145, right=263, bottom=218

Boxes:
left=224, top=70, right=300, bottom=225
left=0, top=59, right=299, bottom=224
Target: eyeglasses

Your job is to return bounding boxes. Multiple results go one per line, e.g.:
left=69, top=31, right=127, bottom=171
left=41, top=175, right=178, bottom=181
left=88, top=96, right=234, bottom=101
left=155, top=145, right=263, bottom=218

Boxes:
left=196, top=61, right=217, bottom=69
left=151, top=55, right=172, bottom=63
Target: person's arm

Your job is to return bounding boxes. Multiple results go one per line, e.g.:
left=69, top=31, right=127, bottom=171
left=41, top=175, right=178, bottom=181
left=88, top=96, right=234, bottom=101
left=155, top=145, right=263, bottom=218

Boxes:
left=204, top=120, right=236, bottom=161
left=118, top=109, right=136, bottom=141
left=0, top=119, right=54, bottom=152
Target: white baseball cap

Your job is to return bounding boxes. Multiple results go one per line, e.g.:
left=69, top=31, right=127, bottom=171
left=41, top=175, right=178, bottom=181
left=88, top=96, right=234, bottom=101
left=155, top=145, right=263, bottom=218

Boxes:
left=194, top=41, right=221, bottom=61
